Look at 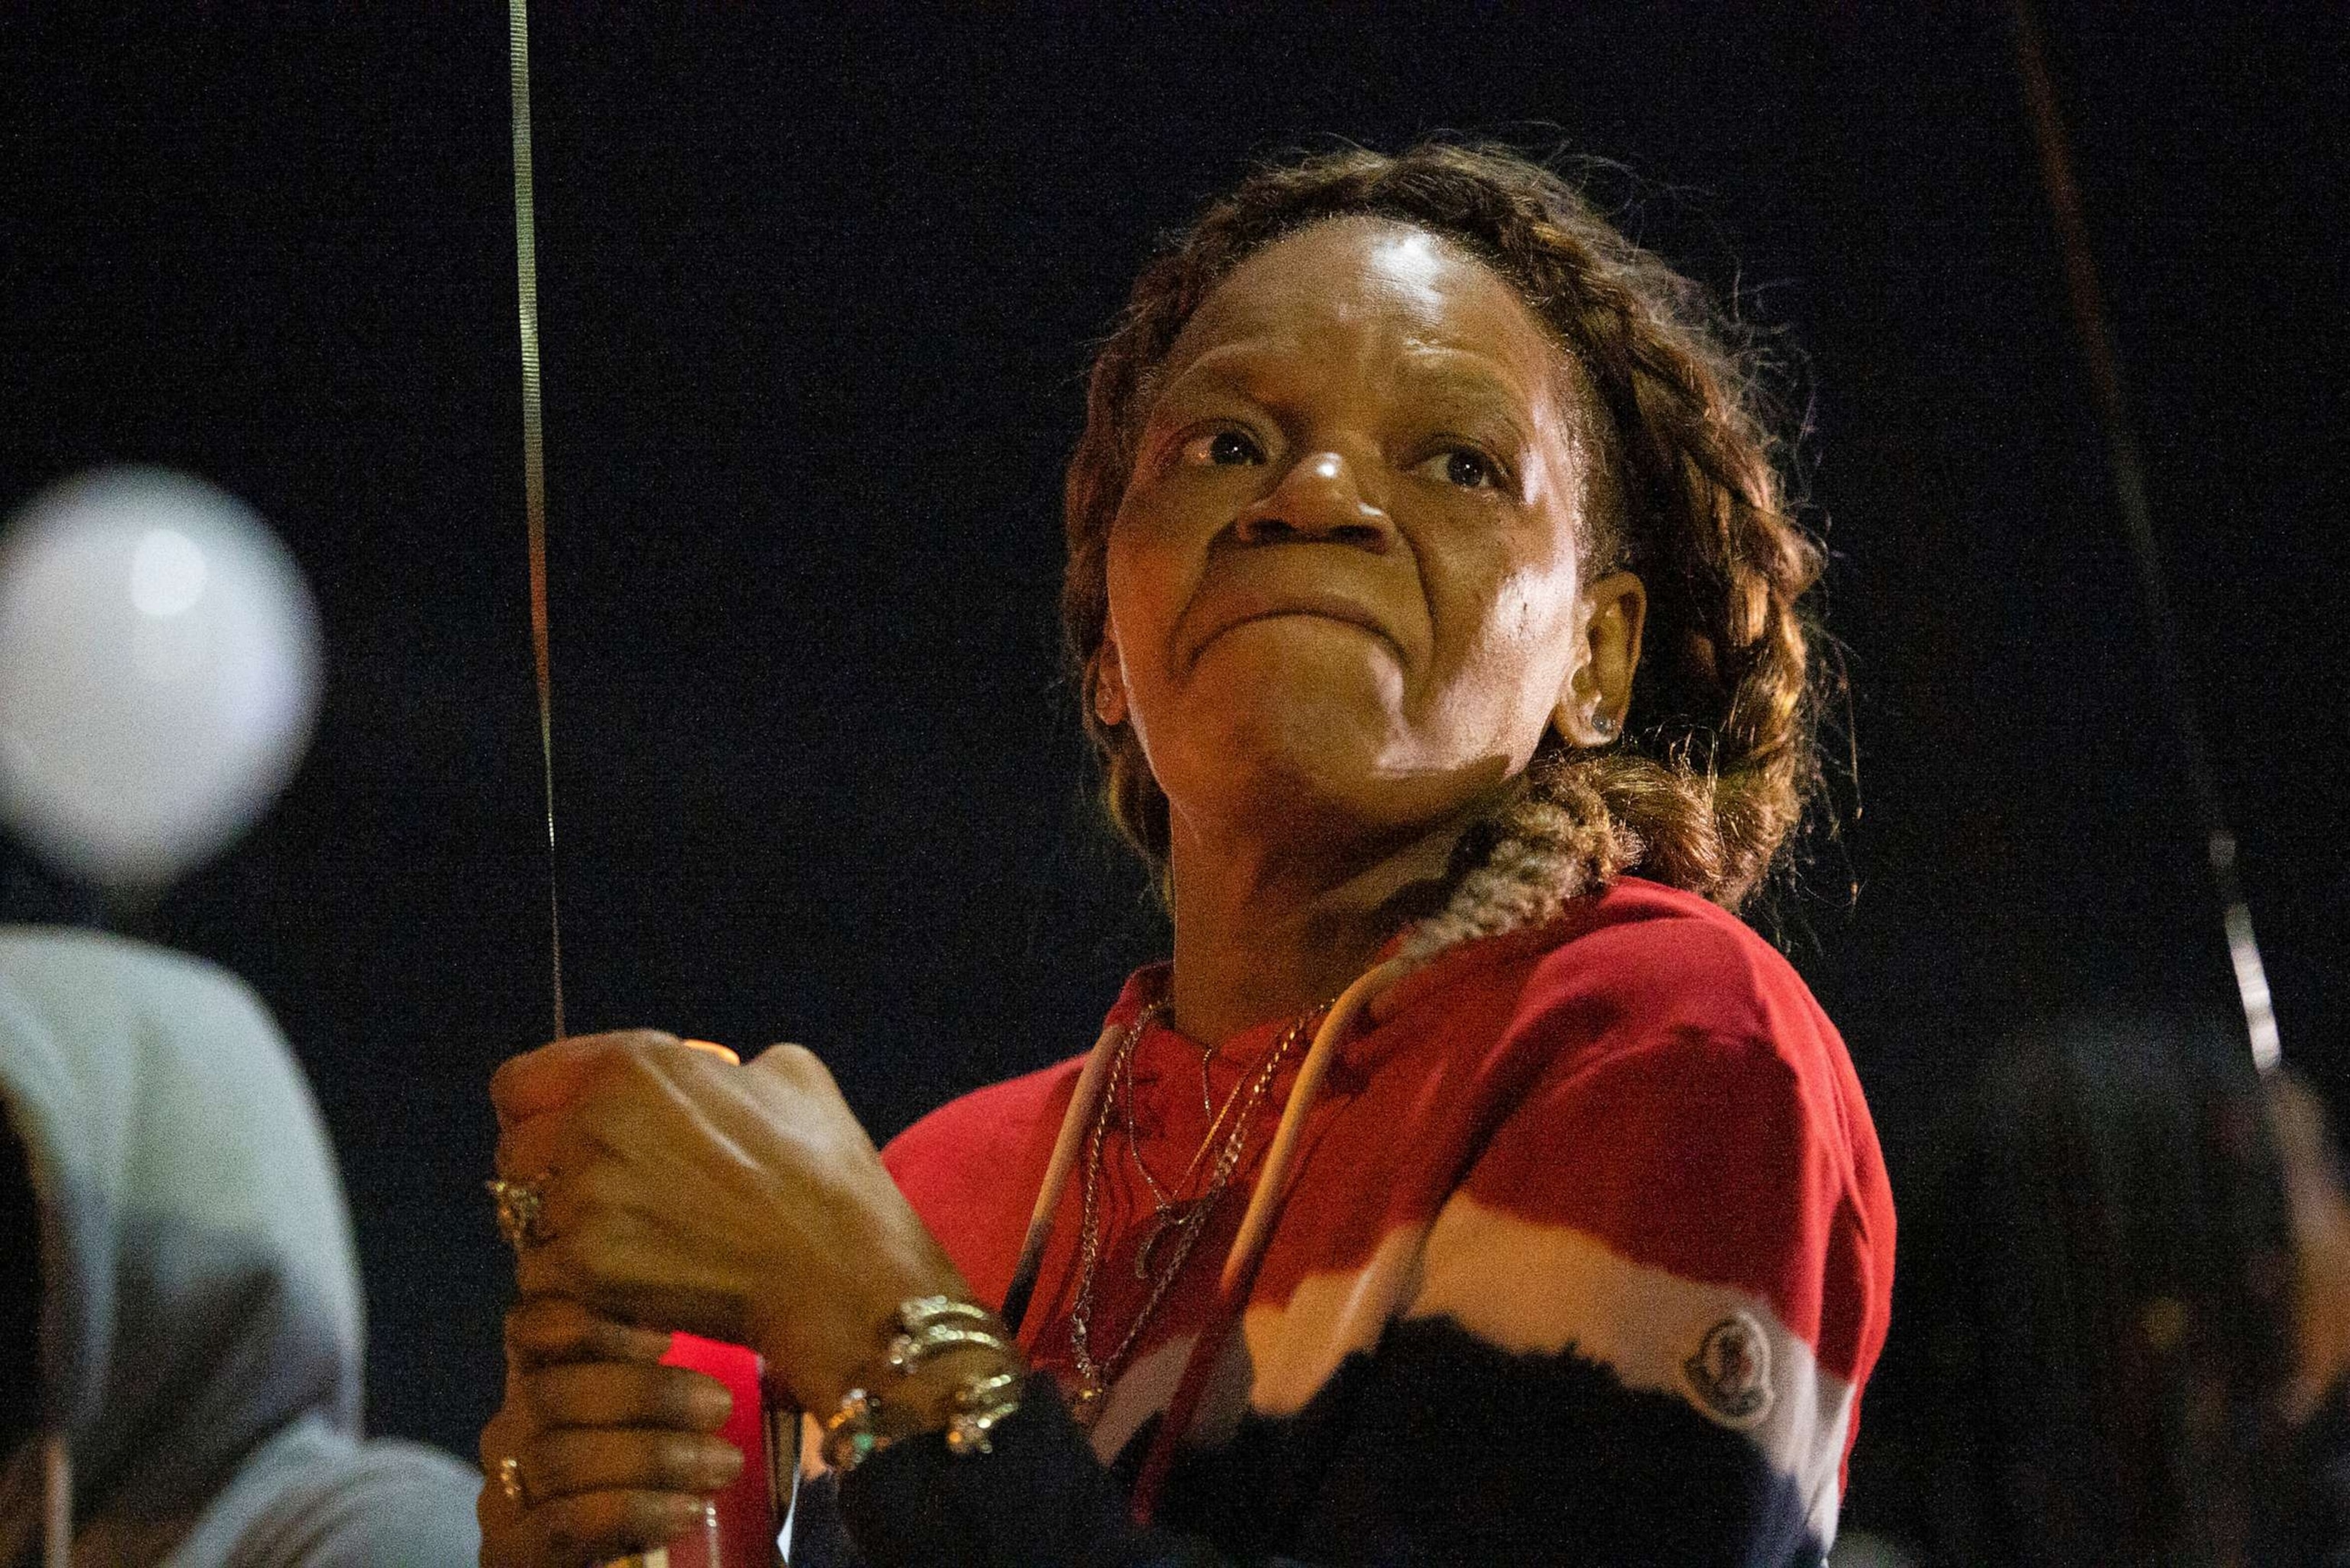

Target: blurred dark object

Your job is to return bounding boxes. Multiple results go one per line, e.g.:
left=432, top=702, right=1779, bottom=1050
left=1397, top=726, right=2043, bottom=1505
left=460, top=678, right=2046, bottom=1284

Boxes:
left=2267, top=1072, right=2350, bottom=1564
left=1844, top=1011, right=2340, bottom=1566
left=0, top=1113, right=34, bottom=1459
left=0, top=834, right=103, bottom=931
left=2278, top=1378, right=2350, bottom=1568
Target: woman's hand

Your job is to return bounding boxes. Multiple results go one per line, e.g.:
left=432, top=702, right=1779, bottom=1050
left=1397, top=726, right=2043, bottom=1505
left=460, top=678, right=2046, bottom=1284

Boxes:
left=490, top=1030, right=968, bottom=1412
left=477, top=1297, right=740, bottom=1568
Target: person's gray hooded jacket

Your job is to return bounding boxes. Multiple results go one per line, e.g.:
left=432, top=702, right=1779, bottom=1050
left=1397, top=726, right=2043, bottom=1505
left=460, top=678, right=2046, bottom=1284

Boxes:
left=0, top=927, right=478, bottom=1566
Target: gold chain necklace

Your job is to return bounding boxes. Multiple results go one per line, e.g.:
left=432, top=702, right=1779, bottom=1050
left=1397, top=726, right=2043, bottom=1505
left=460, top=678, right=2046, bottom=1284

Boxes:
left=1065, top=999, right=1328, bottom=1428
left=1118, top=1004, right=1258, bottom=1279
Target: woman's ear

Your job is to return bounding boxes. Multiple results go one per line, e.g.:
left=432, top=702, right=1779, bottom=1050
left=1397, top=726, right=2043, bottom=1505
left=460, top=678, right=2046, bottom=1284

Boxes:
left=1553, top=571, right=1646, bottom=747
left=1091, top=639, right=1129, bottom=728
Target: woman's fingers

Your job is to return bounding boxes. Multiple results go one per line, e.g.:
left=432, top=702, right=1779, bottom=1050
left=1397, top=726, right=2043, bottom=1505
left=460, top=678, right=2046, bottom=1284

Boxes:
left=492, top=1030, right=679, bottom=1130
left=490, top=1381, right=740, bottom=1566
left=528, top=1359, right=733, bottom=1432
left=523, top=1424, right=744, bottom=1501
left=484, top=1021, right=965, bottom=1404
left=482, top=1302, right=742, bottom=1568
left=523, top=1490, right=715, bottom=1568
left=493, top=1114, right=564, bottom=1186
left=478, top=1400, right=533, bottom=1556
left=506, top=1295, right=672, bottom=1368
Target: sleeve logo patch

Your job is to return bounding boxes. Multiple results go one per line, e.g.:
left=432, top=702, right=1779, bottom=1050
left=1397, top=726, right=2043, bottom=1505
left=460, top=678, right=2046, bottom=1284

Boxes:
left=1682, top=1313, right=1773, bottom=1426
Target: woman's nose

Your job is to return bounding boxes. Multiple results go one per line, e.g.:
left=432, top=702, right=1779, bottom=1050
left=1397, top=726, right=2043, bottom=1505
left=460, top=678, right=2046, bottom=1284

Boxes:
left=1234, top=450, right=1395, bottom=551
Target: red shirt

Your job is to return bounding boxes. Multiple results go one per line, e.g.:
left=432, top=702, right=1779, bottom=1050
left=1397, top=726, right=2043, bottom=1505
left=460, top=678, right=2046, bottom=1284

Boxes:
left=884, top=877, right=1896, bottom=1558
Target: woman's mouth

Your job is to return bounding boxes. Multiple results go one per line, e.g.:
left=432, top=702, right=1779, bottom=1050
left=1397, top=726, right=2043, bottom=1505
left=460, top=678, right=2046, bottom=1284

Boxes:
left=1186, top=587, right=1398, bottom=665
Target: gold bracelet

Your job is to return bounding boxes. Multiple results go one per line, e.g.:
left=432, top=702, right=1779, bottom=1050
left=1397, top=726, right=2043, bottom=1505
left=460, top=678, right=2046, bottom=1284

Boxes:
left=822, top=1296, right=1026, bottom=1472
left=821, top=1386, right=891, bottom=1472
left=886, top=1320, right=1014, bottom=1372
left=944, top=1368, right=1024, bottom=1457
left=884, top=1295, right=1015, bottom=1371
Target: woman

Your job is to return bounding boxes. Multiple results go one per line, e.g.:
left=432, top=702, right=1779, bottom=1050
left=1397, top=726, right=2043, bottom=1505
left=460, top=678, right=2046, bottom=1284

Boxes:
left=478, top=142, right=1894, bottom=1566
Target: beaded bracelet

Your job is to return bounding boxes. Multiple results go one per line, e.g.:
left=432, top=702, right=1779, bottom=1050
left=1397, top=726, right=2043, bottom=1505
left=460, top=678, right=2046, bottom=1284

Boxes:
left=822, top=1296, right=1025, bottom=1472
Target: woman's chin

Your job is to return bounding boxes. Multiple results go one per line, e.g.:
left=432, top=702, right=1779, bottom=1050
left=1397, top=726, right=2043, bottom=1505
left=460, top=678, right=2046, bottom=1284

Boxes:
left=1196, top=613, right=1404, bottom=684
left=1185, top=624, right=1401, bottom=730
left=1151, top=705, right=1503, bottom=848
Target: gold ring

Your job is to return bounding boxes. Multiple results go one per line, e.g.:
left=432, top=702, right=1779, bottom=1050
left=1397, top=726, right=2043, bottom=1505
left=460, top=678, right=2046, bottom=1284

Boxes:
left=486, top=1175, right=552, bottom=1250
left=496, top=1453, right=527, bottom=1505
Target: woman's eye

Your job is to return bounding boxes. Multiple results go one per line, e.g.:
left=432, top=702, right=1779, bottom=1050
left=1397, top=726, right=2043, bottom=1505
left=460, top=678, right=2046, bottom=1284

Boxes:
left=1179, top=429, right=1264, bottom=467
left=1417, top=447, right=1500, bottom=491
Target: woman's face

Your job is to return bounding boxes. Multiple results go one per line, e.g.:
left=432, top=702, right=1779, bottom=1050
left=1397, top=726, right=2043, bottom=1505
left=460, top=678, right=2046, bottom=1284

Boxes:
left=1095, top=216, right=1642, bottom=852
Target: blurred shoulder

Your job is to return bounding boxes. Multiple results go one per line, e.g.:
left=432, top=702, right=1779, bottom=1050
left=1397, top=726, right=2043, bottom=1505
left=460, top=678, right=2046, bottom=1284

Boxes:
left=174, top=1414, right=483, bottom=1567
left=0, top=925, right=266, bottom=1018
left=0, top=927, right=294, bottom=1101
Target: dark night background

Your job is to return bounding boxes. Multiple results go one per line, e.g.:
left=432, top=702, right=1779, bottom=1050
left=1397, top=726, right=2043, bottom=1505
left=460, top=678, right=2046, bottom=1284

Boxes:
left=3, top=0, right=2343, bottom=1535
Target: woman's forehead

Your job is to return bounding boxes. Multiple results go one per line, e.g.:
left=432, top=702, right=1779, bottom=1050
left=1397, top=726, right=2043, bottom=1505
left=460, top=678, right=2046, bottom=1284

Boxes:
left=1158, top=217, right=1570, bottom=415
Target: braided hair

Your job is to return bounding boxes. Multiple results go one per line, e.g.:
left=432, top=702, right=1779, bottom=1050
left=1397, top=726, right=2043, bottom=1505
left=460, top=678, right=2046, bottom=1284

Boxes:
left=1065, top=143, right=1825, bottom=926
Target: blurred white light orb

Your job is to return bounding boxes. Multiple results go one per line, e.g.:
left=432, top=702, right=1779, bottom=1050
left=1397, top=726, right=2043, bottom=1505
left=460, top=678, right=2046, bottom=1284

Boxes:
left=129, top=528, right=210, bottom=617
left=0, top=467, right=323, bottom=894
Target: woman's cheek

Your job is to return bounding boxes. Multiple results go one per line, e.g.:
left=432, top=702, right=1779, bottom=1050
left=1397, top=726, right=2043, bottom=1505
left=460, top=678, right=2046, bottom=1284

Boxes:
left=1422, top=551, right=1580, bottom=741
left=1102, top=533, right=1186, bottom=735
left=1487, top=561, right=1580, bottom=654
left=1107, top=483, right=1209, bottom=636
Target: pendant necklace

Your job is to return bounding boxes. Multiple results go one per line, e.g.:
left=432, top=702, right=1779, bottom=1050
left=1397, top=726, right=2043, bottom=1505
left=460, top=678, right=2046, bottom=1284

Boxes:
left=1121, top=1004, right=1245, bottom=1280
left=1064, top=997, right=1330, bottom=1427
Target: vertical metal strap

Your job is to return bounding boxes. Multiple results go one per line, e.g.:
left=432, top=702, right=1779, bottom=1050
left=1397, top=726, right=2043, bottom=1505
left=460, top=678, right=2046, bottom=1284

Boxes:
left=509, top=0, right=565, bottom=1043
left=2012, top=0, right=2279, bottom=1074
left=504, top=18, right=791, bottom=1561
